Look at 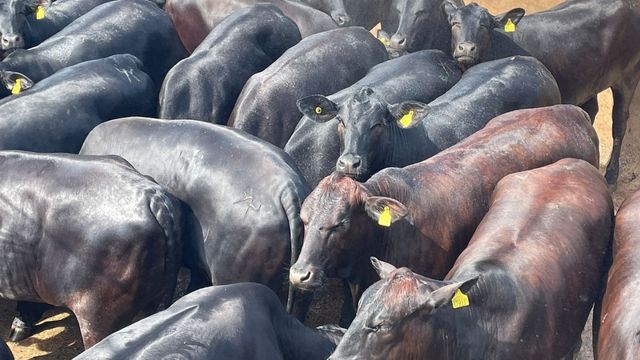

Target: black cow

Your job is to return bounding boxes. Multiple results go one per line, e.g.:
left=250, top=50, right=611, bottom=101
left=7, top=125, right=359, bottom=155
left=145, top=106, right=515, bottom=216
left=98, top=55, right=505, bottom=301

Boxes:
left=295, top=55, right=559, bottom=182
left=329, top=158, right=612, bottom=359
left=80, top=118, right=310, bottom=313
left=229, top=27, right=388, bottom=148
left=0, top=151, right=182, bottom=348
left=287, top=50, right=461, bottom=185
left=376, top=0, right=464, bottom=57
left=289, top=105, right=599, bottom=324
left=0, top=339, right=12, bottom=360
left=75, top=284, right=344, bottom=360
left=0, top=54, right=154, bottom=153
left=0, top=0, right=187, bottom=98
left=165, top=0, right=342, bottom=53
left=159, top=5, right=301, bottom=124
left=442, top=0, right=640, bottom=185
left=596, top=188, right=640, bottom=359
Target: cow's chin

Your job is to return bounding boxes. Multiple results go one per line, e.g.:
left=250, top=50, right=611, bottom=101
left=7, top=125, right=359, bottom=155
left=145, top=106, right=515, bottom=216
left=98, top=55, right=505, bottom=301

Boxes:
left=340, top=170, right=368, bottom=182
left=386, top=48, right=408, bottom=59
left=455, top=56, right=479, bottom=71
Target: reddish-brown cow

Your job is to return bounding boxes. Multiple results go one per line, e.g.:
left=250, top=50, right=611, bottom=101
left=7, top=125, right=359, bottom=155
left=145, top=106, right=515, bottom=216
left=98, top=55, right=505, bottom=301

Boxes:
left=330, top=158, right=612, bottom=359
left=596, top=189, right=640, bottom=359
left=290, top=105, right=599, bottom=322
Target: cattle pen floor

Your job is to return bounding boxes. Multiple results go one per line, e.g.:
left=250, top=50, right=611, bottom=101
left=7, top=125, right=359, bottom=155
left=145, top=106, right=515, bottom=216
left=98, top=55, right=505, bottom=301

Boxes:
left=2, top=0, right=639, bottom=358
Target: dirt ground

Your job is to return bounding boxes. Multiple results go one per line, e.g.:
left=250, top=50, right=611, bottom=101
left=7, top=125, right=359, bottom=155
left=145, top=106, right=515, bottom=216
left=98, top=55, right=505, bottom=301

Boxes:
left=2, top=1, right=639, bottom=358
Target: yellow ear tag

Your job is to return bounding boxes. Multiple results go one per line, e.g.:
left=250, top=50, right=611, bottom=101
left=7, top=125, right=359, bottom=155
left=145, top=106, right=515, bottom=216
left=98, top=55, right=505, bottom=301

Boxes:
left=379, top=37, right=390, bottom=46
left=378, top=206, right=392, bottom=227
left=315, top=106, right=322, bottom=115
left=504, top=18, right=516, bottom=33
left=36, top=5, right=46, bottom=20
left=399, top=110, right=414, bottom=128
left=11, top=79, right=22, bottom=95
left=451, top=289, right=470, bottom=309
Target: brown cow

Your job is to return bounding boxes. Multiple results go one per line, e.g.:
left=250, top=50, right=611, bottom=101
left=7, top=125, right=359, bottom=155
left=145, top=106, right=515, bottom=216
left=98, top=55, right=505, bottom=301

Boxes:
left=596, top=188, right=640, bottom=359
left=330, top=158, right=612, bottom=359
left=289, top=105, right=599, bottom=323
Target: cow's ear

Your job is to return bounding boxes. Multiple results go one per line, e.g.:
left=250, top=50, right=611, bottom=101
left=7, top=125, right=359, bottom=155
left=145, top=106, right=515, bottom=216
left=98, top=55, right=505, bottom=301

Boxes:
left=388, top=101, right=429, bottom=129
left=370, top=257, right=397, bottom=279
left=364, top=196, right=408, bottom=227
left=493, top=8, right=525, bottom=28
left=441, top=0, right=460, bottom=22
left=297, top=95, right=339, bottom=123
left=377, top=29, right=391, bottom=47
left=428, top=276, right=479, bottom=309
left=1, top=71, right=34, bottom=94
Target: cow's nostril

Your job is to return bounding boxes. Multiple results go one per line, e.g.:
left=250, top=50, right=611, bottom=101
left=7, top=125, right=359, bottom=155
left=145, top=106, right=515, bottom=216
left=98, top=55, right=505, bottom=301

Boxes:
left=398, top=38, right=406, bottom=45
left=300, top=271, right=311, bottom=282
left=458, top=44, right=464, bottom=51
left=470, top=44, right=476, bottom=51
left=352, top=159, right=361, bottom=168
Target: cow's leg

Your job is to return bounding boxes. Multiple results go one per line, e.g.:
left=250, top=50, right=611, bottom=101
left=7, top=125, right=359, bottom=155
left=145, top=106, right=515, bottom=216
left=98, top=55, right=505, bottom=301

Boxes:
left=72, top=292, right=146, bottom=348
left=9, top=301, right=54, bottom=341
left=580, top=96, right=599, bottom=123
left=606, top=76, right=640, bottom=186
left=560, top=336, right=582, bottom=360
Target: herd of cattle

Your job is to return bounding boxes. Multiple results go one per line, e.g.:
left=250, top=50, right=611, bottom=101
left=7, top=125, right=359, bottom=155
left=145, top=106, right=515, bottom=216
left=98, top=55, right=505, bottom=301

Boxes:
left=0, top=0, right=639, bottom=359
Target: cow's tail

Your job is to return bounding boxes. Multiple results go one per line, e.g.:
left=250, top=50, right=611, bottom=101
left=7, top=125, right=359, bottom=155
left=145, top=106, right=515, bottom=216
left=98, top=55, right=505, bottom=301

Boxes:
left=282, top=189, right=304, bottom=314
left=149, top=189, right=183, bottom=310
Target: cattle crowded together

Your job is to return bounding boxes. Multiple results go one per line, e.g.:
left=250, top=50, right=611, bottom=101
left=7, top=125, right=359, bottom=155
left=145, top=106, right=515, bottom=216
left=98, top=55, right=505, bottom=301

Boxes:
left=0, top=0, right=638, bottom=359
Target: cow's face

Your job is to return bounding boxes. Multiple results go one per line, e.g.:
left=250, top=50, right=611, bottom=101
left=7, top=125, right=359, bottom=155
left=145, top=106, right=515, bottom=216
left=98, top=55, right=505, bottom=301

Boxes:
left=297, top=89, right=429, bottom=181
left=443, top=1, right=525, bottom=69
left=0, top=0, right=27, bottom=50
left=387, top=0, right=447, bottom=57
left=289, top=174, right=408, bottom=291
left=329, top=258, right=478, bottom=359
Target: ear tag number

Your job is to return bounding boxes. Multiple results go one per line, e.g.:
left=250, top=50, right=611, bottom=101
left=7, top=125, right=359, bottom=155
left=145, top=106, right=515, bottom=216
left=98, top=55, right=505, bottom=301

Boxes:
left=399, top=110, right=414, bottom=128
left=11, top=79, right=22, bottom=95
left=36, top=5, right=46, bottom=20
left=315, top=106, right=322, bottom=115
left=504, top=18, right=516, bottom=33
left=378, top=206, right=392, bottom=227
left=451, top=289, right=470, bottom=309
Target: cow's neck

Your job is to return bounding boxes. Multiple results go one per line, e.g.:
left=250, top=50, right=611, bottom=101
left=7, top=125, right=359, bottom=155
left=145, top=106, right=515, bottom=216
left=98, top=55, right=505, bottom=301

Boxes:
left=426, top=266, right=518, bottom=358
left=275, top=312, right=336, bottom=360
left=382, top=123, right=433, bottom=170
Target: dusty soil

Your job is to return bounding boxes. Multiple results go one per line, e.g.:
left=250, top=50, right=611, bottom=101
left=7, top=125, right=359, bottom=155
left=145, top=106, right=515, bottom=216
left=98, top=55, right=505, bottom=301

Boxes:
left=2, top=0, right=639, bottom=358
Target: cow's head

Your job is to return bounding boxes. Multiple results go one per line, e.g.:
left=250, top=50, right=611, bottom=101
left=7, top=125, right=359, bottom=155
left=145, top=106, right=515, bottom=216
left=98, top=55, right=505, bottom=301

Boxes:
left=328, top=258, right=478, bottom=359
left=297, top=88, right=429, bottom=181
left=0, top=70, right=34, bottom=95
left=0, top=0, right=51, bottom=51
left=301, top=0, right=350, bottom=26
left=443, top=1, right=525, bottom=69
left=386, top=0, right=458, bottom=57
left=289, top=174, right=408, bottom=291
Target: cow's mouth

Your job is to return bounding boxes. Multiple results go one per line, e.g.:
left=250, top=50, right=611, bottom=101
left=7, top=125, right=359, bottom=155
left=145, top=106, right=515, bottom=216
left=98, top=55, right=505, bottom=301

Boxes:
left=455, top=55, right=478, bottom=70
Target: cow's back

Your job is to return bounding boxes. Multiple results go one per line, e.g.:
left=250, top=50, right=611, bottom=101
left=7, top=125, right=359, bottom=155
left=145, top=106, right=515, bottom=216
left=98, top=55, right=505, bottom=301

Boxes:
left=81, top=118, right=310, bottom=286
left=444, top=158, right=611, bottom=358
left=229, top=26, right=387, bottom=148
left=159, top=4, right=301, bottom=124
left=0, top=54, right=154, bottom=153
left=597, top=188, right=640, bottom=359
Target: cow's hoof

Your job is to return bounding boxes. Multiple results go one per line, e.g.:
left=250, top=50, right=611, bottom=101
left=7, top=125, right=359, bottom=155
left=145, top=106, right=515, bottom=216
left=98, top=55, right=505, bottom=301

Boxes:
left=9, top=317, right=32, bottom=341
